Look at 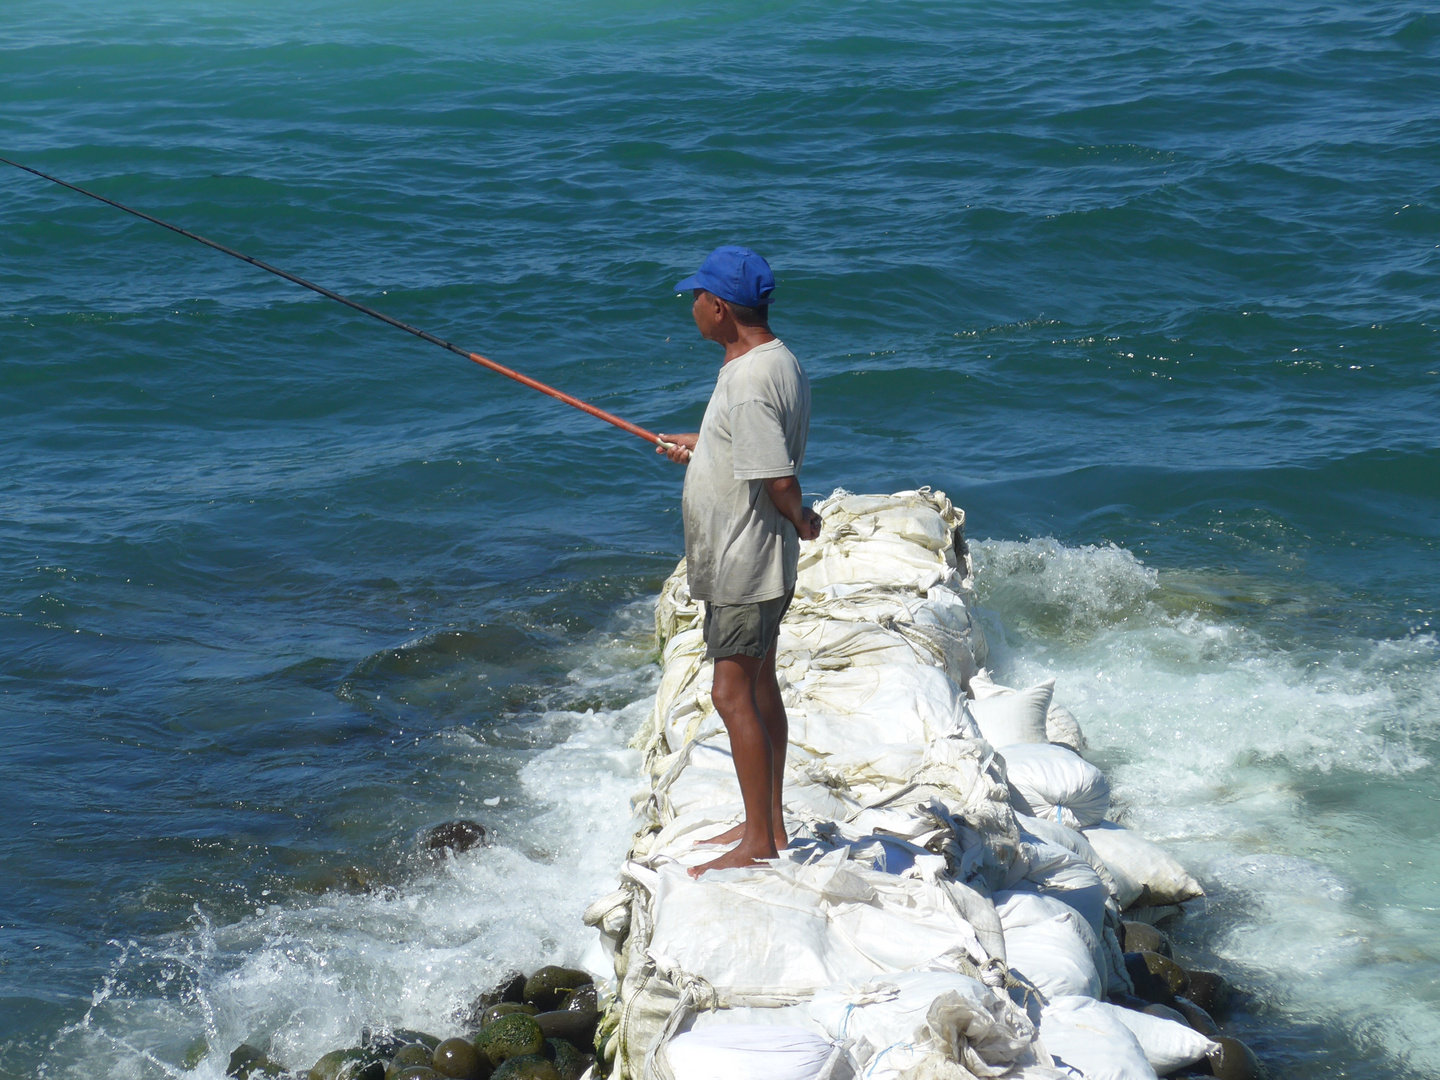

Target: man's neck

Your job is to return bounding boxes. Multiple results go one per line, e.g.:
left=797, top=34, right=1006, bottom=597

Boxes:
left=722, top=327, right=777, bottom=364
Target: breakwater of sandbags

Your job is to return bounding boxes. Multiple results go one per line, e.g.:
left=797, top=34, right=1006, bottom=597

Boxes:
left=586, top=489, right=1265, bottom=1080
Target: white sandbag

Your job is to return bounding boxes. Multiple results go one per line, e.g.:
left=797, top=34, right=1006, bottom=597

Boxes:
left=1081, top=822, right=1204, bottom=908
left=1045, top=704, right=1087, bottom=753
left=967, top=679, right=1054, bottom=747
left=1002, top=839, right=1110, bottom=940
left=1002, top=742, right=1110, bottom=829
left=1001, top=905, right=1102, bottom=1001
left=809, top=970, right=1037, bottom=1080
left=645, top=854, right=991, bottom=994
left=1104, top=1004, right=1220, bottom=1074
left=662, top=1025, right=839, bottom=1080
left=1018, top=816, right=1121, bottom=903
left=1040, top=996, right=1157, bottom=1079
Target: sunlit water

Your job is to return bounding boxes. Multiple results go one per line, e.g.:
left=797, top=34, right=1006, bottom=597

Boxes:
left=2, top=1, right=1437, bottom=1077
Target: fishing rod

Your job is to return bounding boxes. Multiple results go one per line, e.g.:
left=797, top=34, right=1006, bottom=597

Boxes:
left=1, top=156, right=675, bottom=450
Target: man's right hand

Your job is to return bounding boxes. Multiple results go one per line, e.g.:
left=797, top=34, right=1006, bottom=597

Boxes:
left=656, top=433, right=698, bottom=464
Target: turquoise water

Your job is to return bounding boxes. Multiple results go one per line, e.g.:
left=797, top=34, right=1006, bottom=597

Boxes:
left=2, top=0, right=1438, bottom=1076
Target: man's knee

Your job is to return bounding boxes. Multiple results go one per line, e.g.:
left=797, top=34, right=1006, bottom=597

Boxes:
left=711, top=655, right=760, bottom=718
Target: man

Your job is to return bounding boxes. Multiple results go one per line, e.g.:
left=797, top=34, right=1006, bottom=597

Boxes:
left=657, top=245, right=822, bottom=878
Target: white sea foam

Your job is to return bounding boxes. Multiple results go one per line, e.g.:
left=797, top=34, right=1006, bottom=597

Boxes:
left=41, top=626, right=654, bottom=1079
left=973, top=537, right=1440, bottom=1074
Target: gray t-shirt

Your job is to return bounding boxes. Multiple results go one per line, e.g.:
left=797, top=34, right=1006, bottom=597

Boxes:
left=682, top=339, right=811, bottom=604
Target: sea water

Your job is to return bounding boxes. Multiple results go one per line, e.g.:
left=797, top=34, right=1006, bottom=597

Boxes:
left=1, top=1, right=1437, bottom=1076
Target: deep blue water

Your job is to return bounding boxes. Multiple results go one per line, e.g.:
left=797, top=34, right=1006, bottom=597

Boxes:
left=2, top=1, right=1438, bottom=1076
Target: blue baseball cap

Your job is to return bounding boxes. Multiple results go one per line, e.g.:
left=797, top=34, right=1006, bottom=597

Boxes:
left=673, top=246, right=775, bottom=307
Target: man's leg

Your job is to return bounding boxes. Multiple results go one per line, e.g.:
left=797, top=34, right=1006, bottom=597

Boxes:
left=689, top=651, right=778, bottom=877
left=695, top=642, right=790, bottom=853
left=753, top=642, right=789, bottom=850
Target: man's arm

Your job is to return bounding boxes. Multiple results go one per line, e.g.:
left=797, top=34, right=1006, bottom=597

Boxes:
left=763, top=475, right=822, bottom=541
left=656, top=432, right=698, bottom=464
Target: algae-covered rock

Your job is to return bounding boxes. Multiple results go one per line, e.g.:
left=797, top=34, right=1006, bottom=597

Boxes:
left=392, top=1069, right=441, bottom=1080
left=432, top=1037, right=488, bottom=1080
left=1125, top=950, right=1189, bottom=1004
left=544, top=1039, right=588, bottom=1080
left=393, top=1030, right=442, bottom=1051
left=309, top=1047, right=385, bottom=1080
left=461, top=971, right=528, bottom=1027
left=1185, top=969, right=1232, bottom=1016
left=421, top=820, right=490, bottom=856
left=491, top=1055, right=560, bottom=1080
left=522, top=967, right=592, bottom=1012
left=228, top=1043, right=286, bottom=1079
left=558, top=984, right=596, bottom=1015
left=473, top=1013, right=545, bottom=1067
left=475, top=1002, right=539, bottom=1028
left=1209, top=1036, right=1267, bottom=1080
left=386, top=1045, right=436, bottom=1080
left=1120, top=920, right=1172, bottom=957
left=183, top=1035, right=209, bottom=1070
left=534, top=1012, right=594, bottom=1046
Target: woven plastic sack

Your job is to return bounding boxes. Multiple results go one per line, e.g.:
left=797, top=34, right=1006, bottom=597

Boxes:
left=1105, top=1003, right=1220, bottom=1073
left=1003, top=743, right=1110, bottom=829
left=1081, top=822, right=1204, bottom=908
left=662, top=1025, right=840, bottom=1080
left=1039, top=996, right=1157, bottom=1080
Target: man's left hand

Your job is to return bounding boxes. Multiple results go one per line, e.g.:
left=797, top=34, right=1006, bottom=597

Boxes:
left=798, top=507, right=823, bottom=541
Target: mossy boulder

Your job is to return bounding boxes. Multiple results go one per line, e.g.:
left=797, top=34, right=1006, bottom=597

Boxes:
left=533, top=1012, right=594, bottom=1046
left=522, top=968, right=592, bottom=1012
left=491, top=1055, right=560, bottom=1080
left=227, top=1044, right=286, bottom=1079
left=543, top=1039, right=588, bottom=1080
left=309, top=1047, right=385, bottom=1080
left=473, top=1013, right=545, bottom=1067
left=386, top=1045, right=436, bottom=1080
left=432, top=1037, right=489, bottom=1080
left=474, top=1002, right=539, bottom=1029
left=1209, top=1036, right=1267, bottom=1080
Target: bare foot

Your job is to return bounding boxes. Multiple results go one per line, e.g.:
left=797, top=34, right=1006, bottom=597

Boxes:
left=688, top=842, right=777, bottom=879
left=691, top=821, right=789, bottom=851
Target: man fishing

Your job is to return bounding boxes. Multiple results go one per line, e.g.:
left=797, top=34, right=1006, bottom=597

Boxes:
left=657, top=245, right=821, bottom=878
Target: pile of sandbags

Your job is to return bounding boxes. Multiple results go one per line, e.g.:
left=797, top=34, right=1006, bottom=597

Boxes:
left=584, top=490, right=1243, bottom=1080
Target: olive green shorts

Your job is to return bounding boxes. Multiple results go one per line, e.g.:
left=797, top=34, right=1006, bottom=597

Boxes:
left=702, top=592, right=793, bottom=660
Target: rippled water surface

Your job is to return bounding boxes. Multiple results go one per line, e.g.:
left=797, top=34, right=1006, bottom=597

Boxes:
left=2, top=1, right=1437, bottom=1077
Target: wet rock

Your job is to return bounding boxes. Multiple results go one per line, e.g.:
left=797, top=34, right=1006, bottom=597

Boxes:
left=391, top=1069, right=441, bottom=1080
left=431, top=1037, right=488, bottom=1080
left=422, top=820, right=491, bottom=856
left=559, top=984, right=597, bottom=1016
left=460, top=972, right=529, bottom=1028
left=1121, top=920, right=1172, bottom=957
left=522, top=967, right=593, bottom=1012
left=474, top=1002, right=539, bottom=1029
left=474, top=1013, right=545, bottom=1067
left=1208, top=1036, right=1267, bottom=1080
left=544, top=1039, right=589, bottom=1080
left=183, top=1035, right=209, bottom=1070
left=1185, top=969, right=1233, bottom=1017
left=1124, top=952, right=1176, bottom=1006
left=534, top=1011, right=595, bottom=1045
left=385, top=1045, right=436, bottom=1080
left=1172, top=994, right=1222, bottom=1038
left=1127, top=949, right=1190, bottom=1001
left=228, top=1044, right=285, bottom=1079
left=491, top=1055, right=560, bottom=1080
left=308, top=1047, right=385, bottom=1080
left=393, top=1031, right=442, bottom=1051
